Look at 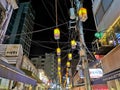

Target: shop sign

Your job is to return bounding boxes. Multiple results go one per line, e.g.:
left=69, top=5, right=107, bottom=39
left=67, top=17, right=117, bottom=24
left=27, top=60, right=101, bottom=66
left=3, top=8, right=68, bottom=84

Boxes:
left=89, top=68, right=103, bottom=78
left=5, top=45, right=20, bottom=56
left=92, top=84, right=108, bottom=90
left=103, top=69, right=120, bottom=81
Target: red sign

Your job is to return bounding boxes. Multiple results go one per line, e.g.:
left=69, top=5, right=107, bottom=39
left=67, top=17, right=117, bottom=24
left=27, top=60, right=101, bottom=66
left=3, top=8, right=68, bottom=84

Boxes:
left=92, top=84, right=108, bottom=90
left=95, top=55, right=104, bottom=60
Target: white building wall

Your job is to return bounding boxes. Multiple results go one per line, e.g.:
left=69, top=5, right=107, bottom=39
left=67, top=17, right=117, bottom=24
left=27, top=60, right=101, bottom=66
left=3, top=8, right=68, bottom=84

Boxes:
left=92, top=0, right=120, bottom=31
left=92, top=0, right=101, bottom=15
left=0, top=0, right=18, bottom=43
left=0, top=44, right=23, bottom=68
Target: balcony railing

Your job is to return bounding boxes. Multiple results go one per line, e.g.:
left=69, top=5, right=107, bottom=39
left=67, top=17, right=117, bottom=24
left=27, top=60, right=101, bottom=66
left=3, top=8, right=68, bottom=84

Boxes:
left=92, top=31, right=120, bottom=55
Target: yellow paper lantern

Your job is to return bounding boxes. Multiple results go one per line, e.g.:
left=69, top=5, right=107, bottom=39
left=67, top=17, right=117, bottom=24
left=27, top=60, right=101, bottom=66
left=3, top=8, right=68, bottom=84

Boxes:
left=58, top=66, right=61, bottom=71
left=68, top=53, right=72, bottom=60
left=54, top=28, right=60, bottom=40
left=71, top=40, right=76, bottom=49
left=58, top=57, right=61, bottom=64
left=78, top=7, right=88, bottom=22
left=66, top=68, right=69, bottom=72
left=58, top=71, right=61, bottom=75
left=56, top=48, right=61, bottom=55
left=66, top=61, right=70, bottom=67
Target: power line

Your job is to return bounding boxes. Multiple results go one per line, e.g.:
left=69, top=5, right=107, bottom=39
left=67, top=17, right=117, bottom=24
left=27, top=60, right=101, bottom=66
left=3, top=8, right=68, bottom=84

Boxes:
left=5, top=22, right=68, bottom=38
left=41, top=0, right=56, bottom=23
left=58, top=0, right=67, bottom=22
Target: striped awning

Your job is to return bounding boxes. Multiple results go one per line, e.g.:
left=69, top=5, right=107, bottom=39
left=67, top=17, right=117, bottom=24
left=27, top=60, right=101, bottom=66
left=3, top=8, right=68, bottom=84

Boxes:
left=0, top=60, right=37, bottom=86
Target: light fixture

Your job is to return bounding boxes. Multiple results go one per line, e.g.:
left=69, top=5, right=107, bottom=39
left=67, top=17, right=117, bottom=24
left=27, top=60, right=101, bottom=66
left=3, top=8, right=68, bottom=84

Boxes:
left=58, top=66, right=61, bottom=71
left=54, top=28, right=60, bottom=40
left=69, top=8, right=76, bottom=20
left=58, top=71, right=61, bottom=75
left=68, top=53, right=72, bottom=60
left=66, top=61, right=70, bottom=67
left=95, top=32, right=103, bottom=39
left=57, top=57, right=61, bottom=64
left=109, top=40, right=114, bottom=45
left=56, top=48, right=61, bottom=56
left=71, top=39, right=76, bottom=49
left=78, top=7, right=88, bottom=22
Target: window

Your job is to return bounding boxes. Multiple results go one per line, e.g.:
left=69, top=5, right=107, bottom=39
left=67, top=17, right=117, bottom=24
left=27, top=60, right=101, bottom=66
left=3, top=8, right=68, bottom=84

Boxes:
left=95, top=0, right=113, bottom=25
left=41, top=61, right=45, bottom=63
left=102, top=0, right=113, bottom=12
left=95, top=2, right=105, bottom=25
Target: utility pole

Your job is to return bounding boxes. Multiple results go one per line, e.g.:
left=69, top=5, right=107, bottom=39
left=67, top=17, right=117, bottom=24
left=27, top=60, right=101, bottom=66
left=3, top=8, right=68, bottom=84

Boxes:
left=74, top=0, right=92, bottom=90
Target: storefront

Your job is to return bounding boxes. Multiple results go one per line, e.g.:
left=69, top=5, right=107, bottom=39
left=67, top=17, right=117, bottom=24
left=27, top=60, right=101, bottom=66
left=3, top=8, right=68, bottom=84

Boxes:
left=92, top=84, right=108, bottom=90
left=103, top=69, right=120, bottom=90
left=101, top=45, right=120, bottom=90
left=71, top=86, right=85, bottom=90
left=0, top=60, right=37, bottom=89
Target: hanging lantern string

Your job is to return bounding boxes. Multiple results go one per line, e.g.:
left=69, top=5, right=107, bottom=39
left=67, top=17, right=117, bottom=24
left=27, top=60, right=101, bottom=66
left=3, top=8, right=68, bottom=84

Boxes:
left=57, top=39, right=59, bottom=47
left=55, top=0, right=60, bottom=48
left=70, top=0, right=73, bottom=8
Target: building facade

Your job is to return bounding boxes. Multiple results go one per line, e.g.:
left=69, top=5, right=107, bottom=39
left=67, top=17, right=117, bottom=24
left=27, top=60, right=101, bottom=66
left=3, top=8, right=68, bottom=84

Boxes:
left=92, top=0, right=120, bottom=90
left=4, top=2, right=35, bottom=57
left=0, top=0, right=18, bottom=43
left=0, top=44, right=37, bottom=89
left=31, top=53, right=57, bottom=82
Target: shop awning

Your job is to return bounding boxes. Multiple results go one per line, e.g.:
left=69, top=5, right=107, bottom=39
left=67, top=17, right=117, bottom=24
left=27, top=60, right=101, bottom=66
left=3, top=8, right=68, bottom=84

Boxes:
left=103, top=68, right=120, bottom=81
left=0, top=60, right=37, bottom=86
left=91, top=77, right=106, bottom=85
left=21, top=68, right=42, bottom=83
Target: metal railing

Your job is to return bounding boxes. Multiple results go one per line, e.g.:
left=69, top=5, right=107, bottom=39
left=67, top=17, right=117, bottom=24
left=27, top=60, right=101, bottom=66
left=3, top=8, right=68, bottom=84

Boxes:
left=92, top=31, right=120, bottom=54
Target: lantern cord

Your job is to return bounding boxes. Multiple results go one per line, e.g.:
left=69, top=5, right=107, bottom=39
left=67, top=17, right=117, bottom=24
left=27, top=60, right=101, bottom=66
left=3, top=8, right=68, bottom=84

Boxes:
left=70, top=0, right=73, bottom=8
left=57, top=40, right=59, bottom=48
left=55, top=0, right=58, bottom=26
left=55, top=0, right=60, bottom=48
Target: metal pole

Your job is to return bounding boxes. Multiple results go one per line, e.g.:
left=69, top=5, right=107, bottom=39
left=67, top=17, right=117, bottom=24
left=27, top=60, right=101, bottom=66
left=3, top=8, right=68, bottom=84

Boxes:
left=77, top=19, right=92, bottom=90
left=75, top=0, right=92, bottom=90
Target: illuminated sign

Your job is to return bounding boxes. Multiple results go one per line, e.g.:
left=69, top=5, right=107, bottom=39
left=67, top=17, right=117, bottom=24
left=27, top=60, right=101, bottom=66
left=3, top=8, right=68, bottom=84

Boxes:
left=92, top=84, right=108, bottom=90
left=89, top=68, right=103, bottom=78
